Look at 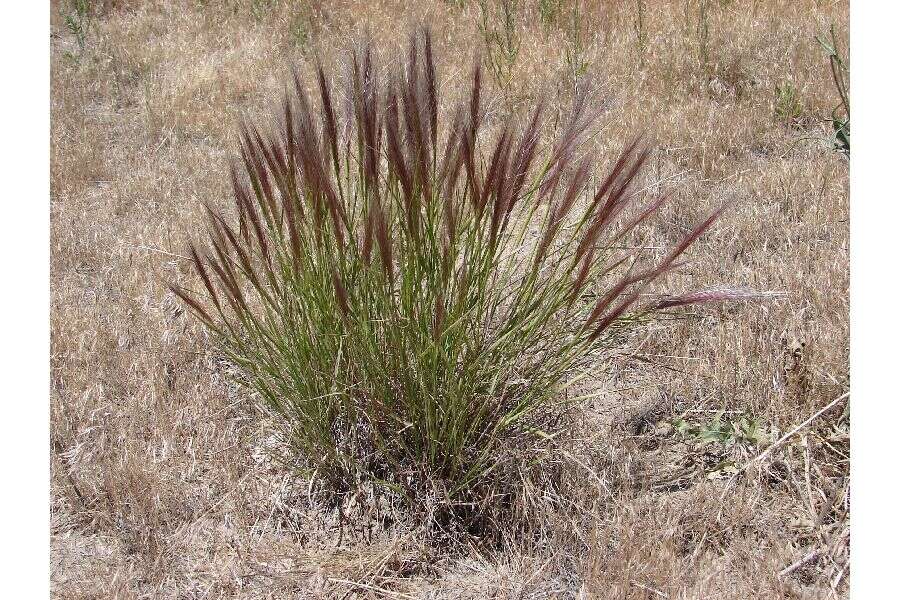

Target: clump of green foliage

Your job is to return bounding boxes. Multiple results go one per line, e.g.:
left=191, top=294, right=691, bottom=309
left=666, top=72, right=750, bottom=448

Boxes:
left=673, top=412, right=769, bottom=447
left=774, top=81, right=805, bottom=125
left=289, top=4, right=315, bottom=53
left=61, top=0, right=92, bottom=56
left=672, top=411, right=771, bottom=480
left=538, top=0, right=563, bottom=26
left=250, top=0, right=274, bottom=21
left=173, top=30, right=731, bottom=533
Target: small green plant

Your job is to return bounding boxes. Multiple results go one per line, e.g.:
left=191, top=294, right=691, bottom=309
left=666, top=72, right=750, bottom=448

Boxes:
left=61, top=0, right=92, bottom=55
left=478, top=0, right=522, bottom=88
left=673, top=411, right=769, bottom=447
left=816, top=24, right=849, bottom=156
left=250, top=0, right=274, bottom=21
left=538, top=0, right=563, bottom=26
left=290, top=7, right=313, bottom=52
left=774, top=81, right=804, bottom=125
left=671, top=411, right=771, bottom=480
left=173, top=30, right=735, bottom=533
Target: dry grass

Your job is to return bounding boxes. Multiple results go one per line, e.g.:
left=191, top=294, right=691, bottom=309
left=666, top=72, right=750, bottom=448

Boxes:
left=50, top=0, right=848, bottom=598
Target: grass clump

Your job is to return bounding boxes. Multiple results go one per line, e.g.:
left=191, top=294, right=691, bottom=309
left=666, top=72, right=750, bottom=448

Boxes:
left=172, top=30, right=731, bottom=534
left=61, top=0, right=92, bottom=56
left=774, top=81, right=804, bottom=126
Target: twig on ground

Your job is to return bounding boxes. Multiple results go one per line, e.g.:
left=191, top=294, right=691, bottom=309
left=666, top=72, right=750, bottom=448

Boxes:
left=134, top=244, right=192, bottom=261
left=327, top=578, right=416, bottom=599
left=778, top=549, right=821, bottom=577
left=631, top=580, right=668, bottom=598
left=830, top=558, right=849, bottom=592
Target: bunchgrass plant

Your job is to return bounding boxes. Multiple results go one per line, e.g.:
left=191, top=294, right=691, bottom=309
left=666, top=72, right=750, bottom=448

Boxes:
left=173, top=30, right=731, bottom=533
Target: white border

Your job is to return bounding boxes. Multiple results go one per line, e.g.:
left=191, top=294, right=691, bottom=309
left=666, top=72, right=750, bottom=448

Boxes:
left=0, top=1, right=49, bottom=592
left=2, top=0, right=888, bottom=595
left=852, top=2, right=897, bottom=598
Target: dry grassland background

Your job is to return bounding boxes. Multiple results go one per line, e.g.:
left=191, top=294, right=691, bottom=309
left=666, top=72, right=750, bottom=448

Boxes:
left=50, top=0, right=849, bottom=597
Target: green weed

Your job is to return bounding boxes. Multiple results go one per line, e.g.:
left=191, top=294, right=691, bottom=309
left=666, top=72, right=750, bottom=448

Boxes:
left=774, top=81, right=804, bottom=125
left=816, top=24, right=849, bottom=156
left=61, top=0, right=92, bottom=55
left=538, top=0, right=563, bottom=26
left=673, top=412, right=770, bottom=447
